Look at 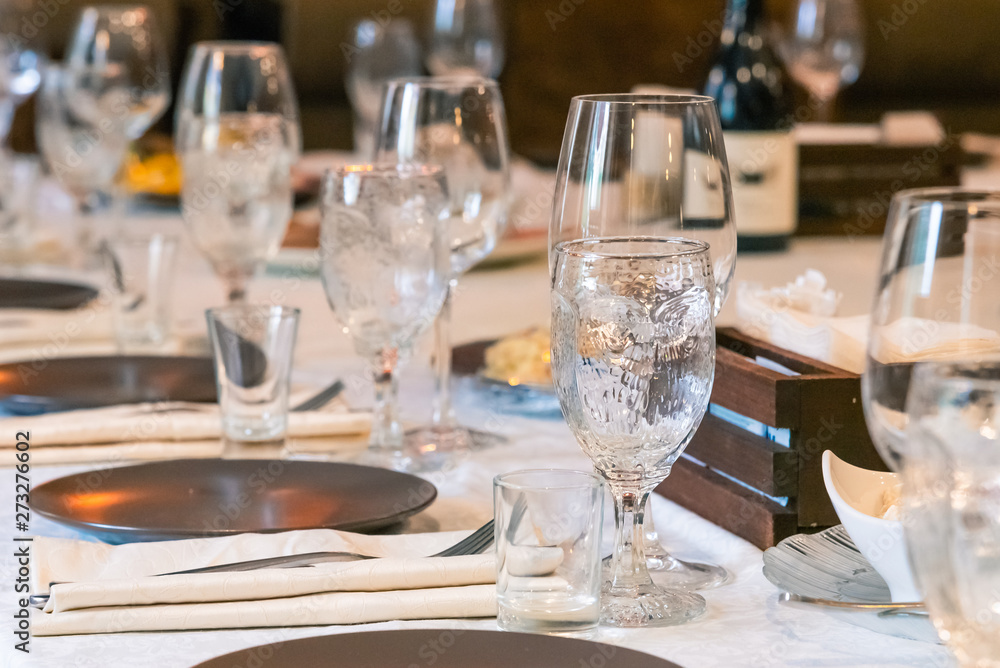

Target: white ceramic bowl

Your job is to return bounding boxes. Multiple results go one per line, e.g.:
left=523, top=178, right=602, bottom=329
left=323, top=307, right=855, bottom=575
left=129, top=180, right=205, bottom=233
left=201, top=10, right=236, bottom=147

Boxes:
left=821, top=450, right=921, bottom=603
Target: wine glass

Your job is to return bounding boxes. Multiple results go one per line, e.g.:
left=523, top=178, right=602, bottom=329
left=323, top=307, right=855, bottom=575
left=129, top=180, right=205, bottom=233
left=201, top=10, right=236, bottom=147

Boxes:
left=344, top=19, right=422, bottom=158
left=904, top=360, right=1000, bottom=665
left=0, top=0, right=46, bottom=142
left=65, top=5, right=171, bottom=140
left=550, top=93, right=736, bottom=590
left=175, top=42, right=300, bottom=303
left=319, top=164, right=450, bottom=469
left=776, top=0, right=866, bottom=122
left=375, top=76, right=511, bottom=456
left=427, top=0, right=504, bottom=77
left=36, top=63, right=132, bottom=256
left=551, top=237, right=716, bottom=626
left=863, top=188, right=1000, bottom=472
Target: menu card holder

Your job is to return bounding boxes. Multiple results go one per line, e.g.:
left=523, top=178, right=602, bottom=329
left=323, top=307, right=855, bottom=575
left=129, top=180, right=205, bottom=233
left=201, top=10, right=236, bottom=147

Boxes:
left=655, top=327, right=887, bottom=550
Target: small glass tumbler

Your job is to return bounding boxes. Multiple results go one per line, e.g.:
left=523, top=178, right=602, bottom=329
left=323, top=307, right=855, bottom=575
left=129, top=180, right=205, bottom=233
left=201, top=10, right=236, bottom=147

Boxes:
left=102, top=234, right=178, bottom=353
left=494, top=469, right=605, bottom=636
left=206, top=305, right=300, bottom=445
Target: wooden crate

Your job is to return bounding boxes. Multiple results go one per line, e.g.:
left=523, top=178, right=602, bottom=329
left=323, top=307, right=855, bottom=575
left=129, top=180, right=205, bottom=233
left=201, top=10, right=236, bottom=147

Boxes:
left=655, top=328, right=888, bottom=550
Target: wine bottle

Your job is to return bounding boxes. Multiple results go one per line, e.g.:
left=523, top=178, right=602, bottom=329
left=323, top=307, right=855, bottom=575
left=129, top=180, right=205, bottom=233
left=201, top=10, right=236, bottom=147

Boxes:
left=703, top=0, right=797, bottom=252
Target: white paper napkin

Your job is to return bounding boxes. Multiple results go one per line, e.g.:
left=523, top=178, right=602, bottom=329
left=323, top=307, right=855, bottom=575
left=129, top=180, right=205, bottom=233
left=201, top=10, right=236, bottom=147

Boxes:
left=0, top=403, right=371, bottom=464
left=31, top=529, right=502, bottom=636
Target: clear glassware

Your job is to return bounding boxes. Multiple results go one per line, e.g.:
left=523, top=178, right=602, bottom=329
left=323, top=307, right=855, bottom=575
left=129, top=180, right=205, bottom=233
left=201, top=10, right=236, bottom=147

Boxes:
left=904, top=360, right=1000, bottom=666
left=175, top=41, right=300, bottom=303
left=551, top=237, right=717, bottom=627
left=775, top=0, right=866, bottom=122
left=862, top=189, right=1000, bottom=472
left=427, top=0, right=504, bottom=77
left=375, top=76, right=511, bottom=457
left=0, top=1, right=47, bottom=142
left=65, top=4, right=171, bottom=139
left=550, top=93, right=736, bottom=589
left=36, top=63, right=132, bottom=255
left=319, top=164, right=451, bottom=469
left=344, top=19, right=422, bottom=159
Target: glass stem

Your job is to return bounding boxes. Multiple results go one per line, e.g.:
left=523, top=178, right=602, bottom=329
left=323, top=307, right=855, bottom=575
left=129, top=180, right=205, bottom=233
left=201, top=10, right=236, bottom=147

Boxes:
left=370, top=347, right=402, bottom=450
left=643, top=499, right=670, bottom=564
left=432, top=280, right=457, bottom=426
left=608, top=483, right=656, bottom=593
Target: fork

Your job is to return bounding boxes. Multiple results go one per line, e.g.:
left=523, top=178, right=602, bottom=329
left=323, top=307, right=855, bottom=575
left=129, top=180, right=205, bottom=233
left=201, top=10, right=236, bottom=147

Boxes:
left=28, top=519, right=495, bottom=609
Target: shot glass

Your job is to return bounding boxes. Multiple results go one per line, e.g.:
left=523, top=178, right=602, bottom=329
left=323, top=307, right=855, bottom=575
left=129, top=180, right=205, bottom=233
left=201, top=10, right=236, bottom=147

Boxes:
left=494, top=469, right=605, bottom=636
left=102, top=233, right=179, bottom=353
left=206, top=305, right=300, bottom=445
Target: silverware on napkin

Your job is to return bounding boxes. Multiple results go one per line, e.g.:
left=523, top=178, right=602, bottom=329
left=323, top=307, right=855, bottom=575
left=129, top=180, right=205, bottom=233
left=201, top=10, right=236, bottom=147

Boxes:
left=778, top=592, right=926, bottom=612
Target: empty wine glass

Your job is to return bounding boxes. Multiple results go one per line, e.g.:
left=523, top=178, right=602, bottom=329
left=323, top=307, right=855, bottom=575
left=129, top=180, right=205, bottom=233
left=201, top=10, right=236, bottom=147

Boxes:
left=65, top=5, right=171, bottom=139
left=427, top=0, right=504, bottom=77
left=0, top=0, right=46, bottom=142
left=375, top=76, right=511, bottom=456
left=550, top=94, right=736, bottom=590
left=344, top=19, right=422, bottom=158
left=776, top=0, right=865, bottom=122
left=551, top=237, right=716, bottom=626
left=319, top=165, right=450, bottom=468
left=863, top=189, right=1000, bottom=472
left=175, top=41, right=300, bottom=303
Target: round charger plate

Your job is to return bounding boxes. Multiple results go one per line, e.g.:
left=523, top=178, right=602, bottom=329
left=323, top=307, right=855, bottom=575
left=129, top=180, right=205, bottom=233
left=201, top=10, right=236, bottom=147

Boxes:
left=193, top=629, right=681, bottom=668
left=762, top=525, right=940, bottom=643
left=0, top=277, right=98, bottom=310
left=0, top=355, right=217, bottom=415
left=30, top=459, right=437, bottom=543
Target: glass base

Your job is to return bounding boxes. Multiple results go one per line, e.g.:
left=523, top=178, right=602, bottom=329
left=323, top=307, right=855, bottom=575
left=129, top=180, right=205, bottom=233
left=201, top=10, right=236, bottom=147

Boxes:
left=645, top=547, right=730, bottom=590
left=404, top=424, right=506, bottom=454
left=601, top=581, right=706, bottom=628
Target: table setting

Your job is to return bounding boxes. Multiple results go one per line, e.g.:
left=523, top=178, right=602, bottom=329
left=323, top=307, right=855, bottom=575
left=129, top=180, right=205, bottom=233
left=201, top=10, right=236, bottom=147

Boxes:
left=1, top=1, right=999, bottom=667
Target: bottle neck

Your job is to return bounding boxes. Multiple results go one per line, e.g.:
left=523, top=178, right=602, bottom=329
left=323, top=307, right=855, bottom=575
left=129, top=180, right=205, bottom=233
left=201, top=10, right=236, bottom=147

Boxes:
left=724, top=0, right=766, bottom=35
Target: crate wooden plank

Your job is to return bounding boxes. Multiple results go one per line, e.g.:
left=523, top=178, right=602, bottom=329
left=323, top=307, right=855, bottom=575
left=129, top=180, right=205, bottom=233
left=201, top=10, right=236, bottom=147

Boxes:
left=657, top=457, right=799, bottom=551
left=711, top=346, right=801, bottom=428
left=684, top=413, right=798, bottom=497
left=716, top=328, right=855, bottom=378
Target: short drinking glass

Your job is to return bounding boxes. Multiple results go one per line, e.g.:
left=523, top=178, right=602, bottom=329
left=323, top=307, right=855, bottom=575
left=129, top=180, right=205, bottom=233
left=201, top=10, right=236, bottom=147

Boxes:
left=494, top=469, right=605, bottom=636
left=207, top=305, right=300, bottom=445
left=905, top=361, right=1000, bottom=667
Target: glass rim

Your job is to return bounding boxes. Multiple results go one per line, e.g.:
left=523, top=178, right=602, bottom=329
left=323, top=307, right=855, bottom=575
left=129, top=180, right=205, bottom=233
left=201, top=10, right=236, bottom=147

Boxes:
left=81, top=5, right=153, bottom=15
left=554, top=236, right=711, bottom=260
left=570, top=93, right=716, bottom=106
left=383, top=75, right=499, bottom=90
left=892, top=187, right=1000, bottom=205
left=205, top=304, right=301, bottom=320
left=190, top=40, right=285, bottom=54
left=494, top=468, right=604, bottom=491
left=323, top=163, right=445, bottom=182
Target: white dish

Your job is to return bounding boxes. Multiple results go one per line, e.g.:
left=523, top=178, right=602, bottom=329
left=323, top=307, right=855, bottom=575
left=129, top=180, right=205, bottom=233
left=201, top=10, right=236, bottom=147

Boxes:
left=822, top=450, right=921, bottom=603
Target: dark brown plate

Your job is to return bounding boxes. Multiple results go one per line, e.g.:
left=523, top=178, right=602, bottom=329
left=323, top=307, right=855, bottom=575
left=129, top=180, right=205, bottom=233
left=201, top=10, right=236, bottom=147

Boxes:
left=0, top=355, right=217, bottom=415
left=30, top=460, right=437, bottom=543
left=194, top=629, right=681, bottom=668
left=0, top=277, right=98, bottom=310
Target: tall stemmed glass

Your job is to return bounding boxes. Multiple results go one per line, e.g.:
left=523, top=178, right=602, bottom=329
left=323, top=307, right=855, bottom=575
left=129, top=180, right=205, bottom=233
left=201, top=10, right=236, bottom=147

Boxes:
left=319, top=165, right=450, bottom=468
left=375, top=76, right=511, bottom=453
left=550, top=94, right=736, bottom=589
left=427, top=0, right=504, bottom=77
left=551, top=237, right=716, bottom=626
left=175, top=42, right=300, bottom=303
left=776, top=0, right=866, bottom=122
left=863, top=189, right=1000, bottom=472
left=0, top=0, right=46, bottom=142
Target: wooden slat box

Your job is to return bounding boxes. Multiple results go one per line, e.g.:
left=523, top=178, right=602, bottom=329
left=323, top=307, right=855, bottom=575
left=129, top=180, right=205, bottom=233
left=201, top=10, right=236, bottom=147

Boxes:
left=655, top=327, right=888, bottom=550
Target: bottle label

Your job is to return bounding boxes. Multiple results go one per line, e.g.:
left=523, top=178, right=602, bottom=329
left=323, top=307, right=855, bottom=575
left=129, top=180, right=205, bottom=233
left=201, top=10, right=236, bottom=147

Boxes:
left=723, top=131, right=798, bottom=237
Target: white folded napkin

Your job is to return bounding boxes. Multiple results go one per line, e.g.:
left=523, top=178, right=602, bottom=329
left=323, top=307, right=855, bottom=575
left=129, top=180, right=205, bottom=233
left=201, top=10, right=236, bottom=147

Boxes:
left=737, top=270, right=869, bottom=373
left=0, top=307, right=116, bottom=363
left=31, top=529, right=502, bottom=636
left=0, top=402, right=371, bottom=464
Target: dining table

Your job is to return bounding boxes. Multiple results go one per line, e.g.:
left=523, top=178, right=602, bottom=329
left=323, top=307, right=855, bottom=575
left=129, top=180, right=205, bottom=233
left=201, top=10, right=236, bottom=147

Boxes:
left=0, top=156, right=979, bottom=667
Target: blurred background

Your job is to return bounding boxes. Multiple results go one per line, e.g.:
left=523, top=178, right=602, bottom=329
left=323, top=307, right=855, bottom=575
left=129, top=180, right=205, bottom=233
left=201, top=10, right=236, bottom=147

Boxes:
left=4, top=0, right=1000, bottom=166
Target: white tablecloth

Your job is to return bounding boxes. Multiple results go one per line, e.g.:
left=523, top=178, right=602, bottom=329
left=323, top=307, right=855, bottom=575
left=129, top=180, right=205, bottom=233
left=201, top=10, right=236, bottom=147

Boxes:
left=1, top=211, right=954, bottom=666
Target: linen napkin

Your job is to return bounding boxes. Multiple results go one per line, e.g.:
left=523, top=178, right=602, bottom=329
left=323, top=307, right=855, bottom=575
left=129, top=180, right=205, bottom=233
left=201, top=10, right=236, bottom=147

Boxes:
left=0, top=402, right=371, bottom=464
left=736, top=270, right=869, bottom=373
left=0, top=307, right=116, bottom=364
left=31, top=528, right=506, bottom=636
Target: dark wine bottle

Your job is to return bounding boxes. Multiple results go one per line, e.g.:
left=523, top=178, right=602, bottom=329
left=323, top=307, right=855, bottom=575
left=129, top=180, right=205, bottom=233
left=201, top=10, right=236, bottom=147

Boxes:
left=703, top=0, right=797, bottom=252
